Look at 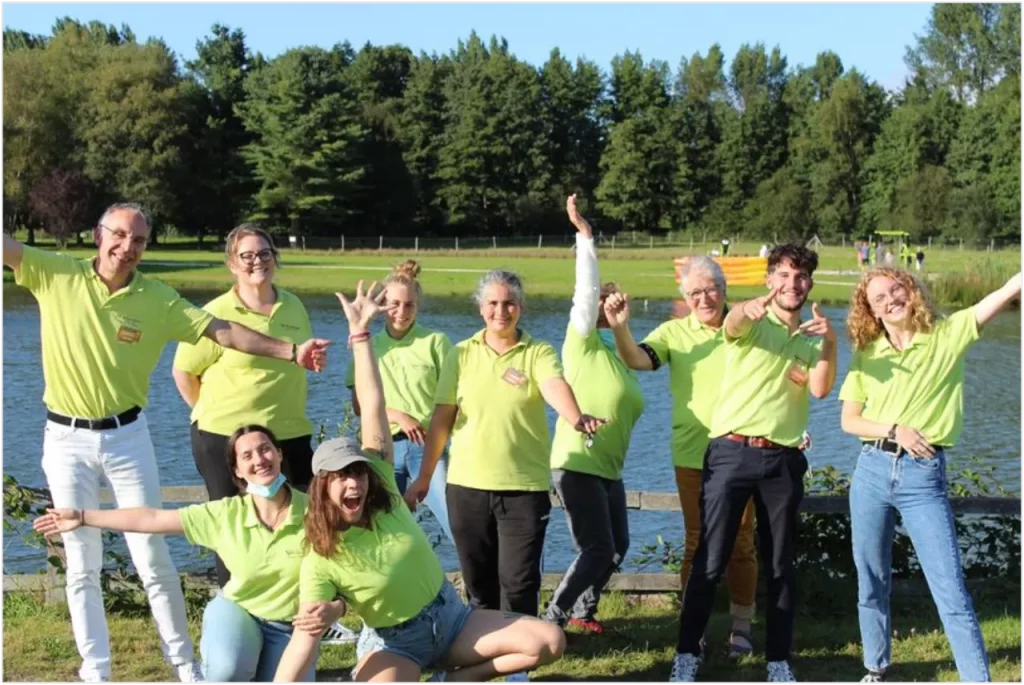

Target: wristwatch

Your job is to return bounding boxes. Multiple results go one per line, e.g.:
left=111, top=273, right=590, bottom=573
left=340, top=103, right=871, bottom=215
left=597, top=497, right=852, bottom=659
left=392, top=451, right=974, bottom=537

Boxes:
left=290, top=343, right=298, bottom=364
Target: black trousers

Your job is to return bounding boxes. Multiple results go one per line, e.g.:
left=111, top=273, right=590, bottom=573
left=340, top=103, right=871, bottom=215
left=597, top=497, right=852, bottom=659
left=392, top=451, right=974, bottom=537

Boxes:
left=676, top=437, right=807, bottom=662
left=190, top=422, right=314, bottom=587
left=446, top=483, right=551, bottom=616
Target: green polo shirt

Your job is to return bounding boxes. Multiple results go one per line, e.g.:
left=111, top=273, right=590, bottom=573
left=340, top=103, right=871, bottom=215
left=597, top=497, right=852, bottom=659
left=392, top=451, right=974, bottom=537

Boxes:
left=838, top=308, right=979, bottom=446
left=173, top=287, right=313, bottom=439
left=179, top=489, right=308, bottom=622
left=708, top=310, right=824, bottom=447
left=550, top=326, right=645, bottom=480
left=15, top=246, right=212, bottom=418
left=298, top=457, right=445, bottom=628
left=641, top=315, right=727, bottom=469
left=344, top=323, right=452, bottom=435
left=436, top=329, right=563, bottom=491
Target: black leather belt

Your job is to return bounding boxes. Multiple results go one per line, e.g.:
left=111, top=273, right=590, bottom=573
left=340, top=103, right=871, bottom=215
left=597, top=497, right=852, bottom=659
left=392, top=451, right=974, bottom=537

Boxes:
left=866, top=438, right=941, bottom=455
left=47, top=406, right=141, bottom=431
left=393, top=431, right=409, bottom=443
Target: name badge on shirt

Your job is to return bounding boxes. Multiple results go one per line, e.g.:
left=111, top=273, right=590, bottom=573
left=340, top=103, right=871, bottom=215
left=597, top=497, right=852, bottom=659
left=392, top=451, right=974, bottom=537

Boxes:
left=501, top=367, right=528, bottom=388
left=116, top=325, right=142, bottom=344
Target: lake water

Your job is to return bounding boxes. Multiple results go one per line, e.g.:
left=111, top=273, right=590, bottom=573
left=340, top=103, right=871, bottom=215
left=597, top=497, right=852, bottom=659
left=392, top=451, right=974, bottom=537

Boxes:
left=3, top=286, right=1021, bottom=575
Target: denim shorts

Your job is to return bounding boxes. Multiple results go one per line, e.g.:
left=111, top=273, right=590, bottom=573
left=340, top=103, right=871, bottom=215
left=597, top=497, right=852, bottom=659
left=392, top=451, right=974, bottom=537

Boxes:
left=355, top=580, right=474, bottom=668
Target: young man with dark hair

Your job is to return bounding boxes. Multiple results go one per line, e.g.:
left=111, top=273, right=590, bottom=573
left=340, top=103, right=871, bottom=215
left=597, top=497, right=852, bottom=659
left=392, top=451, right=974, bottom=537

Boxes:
left=669, top=244, right=838, bottom=683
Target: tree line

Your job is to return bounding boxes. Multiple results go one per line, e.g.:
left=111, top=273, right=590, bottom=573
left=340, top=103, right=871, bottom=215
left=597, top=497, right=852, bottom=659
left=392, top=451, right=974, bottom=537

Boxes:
left=3, top=4, right=1020, bottom=247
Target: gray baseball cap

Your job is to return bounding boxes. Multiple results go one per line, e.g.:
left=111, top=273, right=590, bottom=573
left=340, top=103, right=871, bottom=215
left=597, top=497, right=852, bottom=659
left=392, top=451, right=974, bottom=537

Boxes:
left=312, top=436, right=372, bottom=474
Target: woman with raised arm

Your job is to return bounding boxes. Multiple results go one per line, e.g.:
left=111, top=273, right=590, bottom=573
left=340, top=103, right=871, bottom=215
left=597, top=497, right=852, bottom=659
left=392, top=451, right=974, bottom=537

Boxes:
left=840, top=268, right=1021, bottom=683
left=272, top=281, right=565, bottom=683
left=540, top=195, right=645, bottom=634
left=345, top=260, right=454, bottom=544
left=603, top=256, right=759, bottom=659
left=34, top=425, right=345, bottom=682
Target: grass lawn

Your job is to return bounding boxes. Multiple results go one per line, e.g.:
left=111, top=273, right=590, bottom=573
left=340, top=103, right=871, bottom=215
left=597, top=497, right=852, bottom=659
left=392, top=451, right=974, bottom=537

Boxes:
left=3, top=239, right=1019, bottom=305
left=3, top=578, right=1019, bottom=682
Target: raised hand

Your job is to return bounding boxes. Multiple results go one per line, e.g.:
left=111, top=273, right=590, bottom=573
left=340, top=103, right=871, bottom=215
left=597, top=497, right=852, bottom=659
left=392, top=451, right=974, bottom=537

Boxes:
left=566, top=194, right=593, bottom=238
left=798, top=303, right=836, bottom=342
left=335, top=280, right=387, bottom=333
left=894, top=425, right=936, bottom=458
left=574, top=414, right=608, bottom=435
left=603, top=291, right=631, bottom=328
left=33, top=508, right=82, bottom=538
left=296, top=338, right=331, bottom=372
left=741, top=286, right=781, bottom=321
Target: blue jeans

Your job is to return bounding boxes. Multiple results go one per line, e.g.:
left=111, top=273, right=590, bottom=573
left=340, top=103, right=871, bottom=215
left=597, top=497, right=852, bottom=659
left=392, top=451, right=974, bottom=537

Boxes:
left=850, top=445, right=990, bottom=681
left=394, top=438, right=454, bottom=543
left=200, top=593, right=317, bottom=682
left=546, top=469, right=629, bottom=622
left=355, top=580, right=474, bottom=668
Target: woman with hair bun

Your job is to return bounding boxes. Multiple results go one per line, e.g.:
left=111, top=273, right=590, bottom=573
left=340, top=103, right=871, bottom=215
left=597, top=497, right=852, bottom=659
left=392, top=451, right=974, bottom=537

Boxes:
left=345, top=259, right=455, bottom=543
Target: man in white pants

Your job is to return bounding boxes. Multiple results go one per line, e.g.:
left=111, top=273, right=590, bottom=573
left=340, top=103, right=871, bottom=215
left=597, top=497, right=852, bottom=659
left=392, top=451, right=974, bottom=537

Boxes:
left=3, top=203, right=329, bottom=683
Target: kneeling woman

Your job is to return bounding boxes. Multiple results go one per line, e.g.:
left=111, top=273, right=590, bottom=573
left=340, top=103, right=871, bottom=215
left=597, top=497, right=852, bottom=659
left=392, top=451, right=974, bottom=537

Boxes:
left=273, top=281, right=565, bottom=683
left=34, top=425, right=343, bottom=682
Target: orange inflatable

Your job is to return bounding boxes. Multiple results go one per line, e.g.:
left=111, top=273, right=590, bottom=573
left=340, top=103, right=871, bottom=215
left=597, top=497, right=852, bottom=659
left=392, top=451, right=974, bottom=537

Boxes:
left=674, top=256, right=767, bottom=287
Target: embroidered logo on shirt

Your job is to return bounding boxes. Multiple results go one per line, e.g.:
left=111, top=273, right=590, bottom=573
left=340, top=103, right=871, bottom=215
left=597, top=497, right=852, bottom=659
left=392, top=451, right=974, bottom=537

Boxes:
left=116, top=325, right=142, bottom=344
left=501, top=367, right=528, bottom=387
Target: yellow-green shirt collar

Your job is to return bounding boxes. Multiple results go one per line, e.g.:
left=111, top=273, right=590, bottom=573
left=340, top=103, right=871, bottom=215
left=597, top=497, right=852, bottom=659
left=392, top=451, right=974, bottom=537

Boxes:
left=241, top=488, right=305, bottom=529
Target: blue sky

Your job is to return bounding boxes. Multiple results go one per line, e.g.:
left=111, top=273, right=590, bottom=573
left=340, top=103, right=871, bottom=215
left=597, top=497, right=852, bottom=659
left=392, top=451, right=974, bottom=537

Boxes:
left=3, top=3, right=934, bottom=91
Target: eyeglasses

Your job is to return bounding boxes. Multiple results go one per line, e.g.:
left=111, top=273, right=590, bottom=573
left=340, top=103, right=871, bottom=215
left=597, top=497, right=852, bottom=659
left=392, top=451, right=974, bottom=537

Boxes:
left=870, top=283, right=907, bottom=307
left=237, top=249, right=277, bottom=265
left=97, top=223, right=148, bottom=248
left=684, top=286, right=721, bottom=301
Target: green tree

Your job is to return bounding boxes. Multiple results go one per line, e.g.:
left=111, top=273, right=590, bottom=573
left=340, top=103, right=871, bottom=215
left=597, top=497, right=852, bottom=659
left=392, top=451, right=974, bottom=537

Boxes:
left=237, top=46, right=368, bottom=236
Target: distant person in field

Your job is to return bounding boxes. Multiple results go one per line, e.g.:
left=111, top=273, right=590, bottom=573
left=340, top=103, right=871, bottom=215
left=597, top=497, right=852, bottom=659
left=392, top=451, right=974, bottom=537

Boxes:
left=760, top=244, right=770, bottom=258
left=840, top=267, right=1021, bottom=683
left=605, top=256, right=759, bottom=660
left=900, top=243, right=913, bottom=268
left=1, top=203, right=329, bottom=683
left=915, top=247, right=925, bottom=271
left=540, top=196, right=645, bottom=635
left=884, top=249, right=894, bottom=266
left=721, top=238, right=731, bottom=256
left=346, top=259, right=455, bottom=544
left=33, top=424, right=345, bottom=682
left=667, top=244, right=837, bottom=683
left=874, top=242, right=885, bottom=266
left=272, top=282, right=566, bottom=683
left=404, top=269, right=603, bottom=683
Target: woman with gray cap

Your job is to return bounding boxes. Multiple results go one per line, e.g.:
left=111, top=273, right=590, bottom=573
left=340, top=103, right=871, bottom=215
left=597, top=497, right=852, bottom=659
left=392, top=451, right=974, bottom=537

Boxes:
left=273, top=281, right=565, bottom=683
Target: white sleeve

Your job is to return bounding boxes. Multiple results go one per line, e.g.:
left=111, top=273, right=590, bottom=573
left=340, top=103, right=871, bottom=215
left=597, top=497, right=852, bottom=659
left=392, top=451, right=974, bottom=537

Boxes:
left=569, top=234, right=600, bottom=337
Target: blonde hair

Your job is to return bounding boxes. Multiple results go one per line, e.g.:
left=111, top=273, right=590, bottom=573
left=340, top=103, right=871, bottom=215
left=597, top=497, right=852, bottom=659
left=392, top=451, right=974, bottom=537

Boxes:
left=847, top=266, right=938, bottom=350
left=384, top=259, right=423, bottom=299
left=225, top=223, right=279, bottom=267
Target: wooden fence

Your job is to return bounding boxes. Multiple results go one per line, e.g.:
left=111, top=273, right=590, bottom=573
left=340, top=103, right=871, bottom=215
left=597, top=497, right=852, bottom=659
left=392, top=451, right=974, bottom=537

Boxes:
left=4, top=487, right=1018, bottom=601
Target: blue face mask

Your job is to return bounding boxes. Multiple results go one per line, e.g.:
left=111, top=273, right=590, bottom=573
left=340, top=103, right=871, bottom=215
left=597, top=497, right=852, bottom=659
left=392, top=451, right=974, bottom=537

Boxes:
left=598, top=329, right=615, bottom=348
left=246, top=472, right=287, bottom=498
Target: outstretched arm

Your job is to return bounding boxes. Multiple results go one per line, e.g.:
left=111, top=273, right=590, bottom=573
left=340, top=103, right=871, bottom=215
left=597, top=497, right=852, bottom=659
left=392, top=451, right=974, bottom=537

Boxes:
left=273, top=614, right=322, bottom=682
left=337, top=281, right=393, bottom=464
left=566, top=194, right=601, bottom=337
left=203, top=319, right=330, bottom=372
left=974, top=272, right=1022, bottom=329
left=404, top=404, right=458, bottom=510
left=3, top=233, right=24, bottom=271
left=34, top=507, right=184, bottom=537
left=604, top=292, right=655, bottom=371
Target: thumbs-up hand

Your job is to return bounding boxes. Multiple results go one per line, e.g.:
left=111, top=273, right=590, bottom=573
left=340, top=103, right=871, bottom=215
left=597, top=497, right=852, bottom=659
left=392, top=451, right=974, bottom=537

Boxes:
left=741, top=285, right=780, bottom=321
left=798, top=302, right=836, bottom=341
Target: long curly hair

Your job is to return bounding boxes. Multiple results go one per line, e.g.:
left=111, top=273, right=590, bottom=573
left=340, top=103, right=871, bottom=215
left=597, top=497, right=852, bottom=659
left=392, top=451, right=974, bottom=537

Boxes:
left=303, top=462, right=396, bottom=558
left=847, top=267, right=938, bottom=350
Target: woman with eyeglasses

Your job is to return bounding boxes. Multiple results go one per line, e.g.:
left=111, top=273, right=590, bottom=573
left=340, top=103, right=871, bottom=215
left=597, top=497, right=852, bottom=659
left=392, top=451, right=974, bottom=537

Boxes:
left=840, top=267, right=1020, bottom=683
left=172, top=224, right=317, bottom=589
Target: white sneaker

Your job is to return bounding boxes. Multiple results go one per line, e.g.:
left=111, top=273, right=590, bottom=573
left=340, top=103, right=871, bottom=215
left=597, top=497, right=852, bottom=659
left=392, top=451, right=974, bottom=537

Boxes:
left=669, top=652, right=700, bottom=682
left=767, top=660, right=796, bottom=682
left=176, top=662, right=204, bottom=683
left=860, top=671, right=886, bottom=682
left=506, top=672, right=530, bottom=682
left=321, top=621, right=359, bottom=645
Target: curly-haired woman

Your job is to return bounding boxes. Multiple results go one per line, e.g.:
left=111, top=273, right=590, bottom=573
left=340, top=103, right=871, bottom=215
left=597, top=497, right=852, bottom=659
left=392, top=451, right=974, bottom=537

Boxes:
left=839, top=267, right=1020, bottom=683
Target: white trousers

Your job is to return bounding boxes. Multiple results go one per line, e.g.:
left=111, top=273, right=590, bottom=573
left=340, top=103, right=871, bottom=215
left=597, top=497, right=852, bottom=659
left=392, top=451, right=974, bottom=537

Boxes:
left=41, top=412, right=193, bottom=681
